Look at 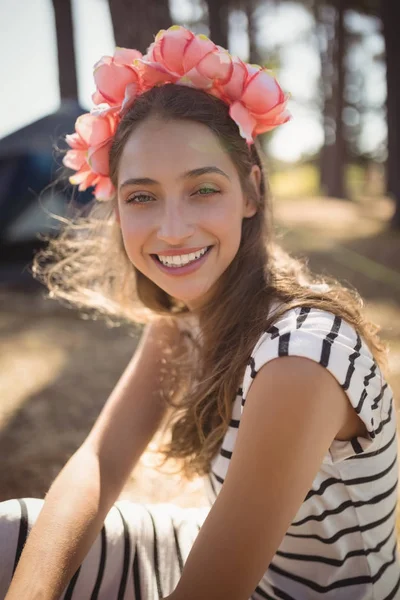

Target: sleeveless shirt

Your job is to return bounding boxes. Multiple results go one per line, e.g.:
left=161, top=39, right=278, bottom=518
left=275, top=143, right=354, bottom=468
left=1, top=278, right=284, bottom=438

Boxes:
left=205, top=303, right=400, bottom=600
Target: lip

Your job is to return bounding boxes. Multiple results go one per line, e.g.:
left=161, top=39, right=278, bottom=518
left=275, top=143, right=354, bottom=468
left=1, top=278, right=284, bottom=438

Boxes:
left=153, top=245, right=210, bottom=257
left=151, top=246, right=213, bottom=276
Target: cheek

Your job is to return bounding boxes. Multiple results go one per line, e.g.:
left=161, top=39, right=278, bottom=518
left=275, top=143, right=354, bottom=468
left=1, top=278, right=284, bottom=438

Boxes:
left=119, top=207, right=154, bottom=239
left=118, top=213, right=150, bottom=264
left=206, top=200, right=243, bottom=244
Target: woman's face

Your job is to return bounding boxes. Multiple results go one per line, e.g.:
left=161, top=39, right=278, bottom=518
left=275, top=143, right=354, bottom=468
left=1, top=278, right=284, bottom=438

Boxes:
left=115, top=116, right=260, bottom=310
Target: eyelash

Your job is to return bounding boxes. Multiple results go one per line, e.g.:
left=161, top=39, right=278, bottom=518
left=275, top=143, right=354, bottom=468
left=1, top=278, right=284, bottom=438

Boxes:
left=126, top=187, right=220, bottom=205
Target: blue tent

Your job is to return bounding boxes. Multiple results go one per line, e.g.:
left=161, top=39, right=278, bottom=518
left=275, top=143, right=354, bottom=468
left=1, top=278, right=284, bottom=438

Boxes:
left=0, top=100, right=93, bottom=283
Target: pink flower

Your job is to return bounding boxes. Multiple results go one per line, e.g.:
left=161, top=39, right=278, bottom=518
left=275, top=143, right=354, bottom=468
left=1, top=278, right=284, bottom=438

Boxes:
left=63, top=111, right=118, bottom=200
left=142, top=26, right=233, bottom=91
left=221, top=64, right=291, bottom=144
left=92, top=47, right=142, bottom=107
left=133, top=58, right=178, bottom=91
left=216, top=55, right=248, bottom=102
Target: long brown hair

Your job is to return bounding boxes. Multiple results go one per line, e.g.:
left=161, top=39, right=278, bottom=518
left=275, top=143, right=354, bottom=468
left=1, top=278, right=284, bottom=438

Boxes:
left=32, top=84, right=390, bottom=479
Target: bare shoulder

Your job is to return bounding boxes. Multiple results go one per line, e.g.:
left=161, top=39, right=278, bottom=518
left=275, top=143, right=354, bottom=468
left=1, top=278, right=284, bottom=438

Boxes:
left=242, top=355, right=350, bottom=440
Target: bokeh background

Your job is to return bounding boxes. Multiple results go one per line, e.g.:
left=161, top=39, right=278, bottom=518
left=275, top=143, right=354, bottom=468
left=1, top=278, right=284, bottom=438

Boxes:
left=0, top=0, right=399, bottom=513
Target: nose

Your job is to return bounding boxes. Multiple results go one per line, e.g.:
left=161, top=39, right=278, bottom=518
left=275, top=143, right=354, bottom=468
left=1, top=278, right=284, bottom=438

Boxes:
left=156, top=201, right=195, bottom=245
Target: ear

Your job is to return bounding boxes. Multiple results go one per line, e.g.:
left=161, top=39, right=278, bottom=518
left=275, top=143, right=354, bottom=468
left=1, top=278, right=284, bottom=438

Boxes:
left=243, top=164, right=261, bottom=218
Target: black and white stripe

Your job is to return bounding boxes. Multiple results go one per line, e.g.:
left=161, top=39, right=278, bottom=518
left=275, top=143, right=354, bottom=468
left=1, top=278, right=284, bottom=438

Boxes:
left=211, top=306, right=400, bottom=599
left=0, top=499, right=210, bottom=600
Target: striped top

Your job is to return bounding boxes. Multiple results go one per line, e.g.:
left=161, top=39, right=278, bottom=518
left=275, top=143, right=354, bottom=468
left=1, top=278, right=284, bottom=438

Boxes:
left=205, top=305, right=400, bottom=600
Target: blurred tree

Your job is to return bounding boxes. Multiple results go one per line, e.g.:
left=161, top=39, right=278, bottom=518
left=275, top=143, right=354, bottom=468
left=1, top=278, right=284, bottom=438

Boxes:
left=344, top=20, right=379, bottom=170
left=311, top=0, right=399, bottom=225
left=314, top=1, right=347, bottom=199
left=381, top=0, right=400, bottom=228
left=330, top=0, right=346, bottom=198
left=107, top=0, right=172, bottom=52
left=244, top=0, right=263, bottom=64
left=325, top=0, right=399, bottom=226
left=204, top=0, right=230, bottom=48
left=52, top=0, right=78, bottom=99
left=204, top=0, right=266, bottom=63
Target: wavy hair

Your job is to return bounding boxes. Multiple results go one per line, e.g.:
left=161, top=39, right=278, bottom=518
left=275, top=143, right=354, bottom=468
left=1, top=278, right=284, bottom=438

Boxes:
left=32, top=84, right=390, bottom=479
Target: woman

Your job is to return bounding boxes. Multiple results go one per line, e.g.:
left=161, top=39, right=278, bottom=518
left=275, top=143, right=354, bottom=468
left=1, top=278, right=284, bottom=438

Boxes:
left=1, top=25, right=399, bottom=600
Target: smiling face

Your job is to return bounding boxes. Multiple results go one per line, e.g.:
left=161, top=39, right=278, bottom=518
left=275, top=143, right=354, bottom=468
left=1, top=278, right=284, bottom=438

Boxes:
left=115, top=116, right=260, bottom=311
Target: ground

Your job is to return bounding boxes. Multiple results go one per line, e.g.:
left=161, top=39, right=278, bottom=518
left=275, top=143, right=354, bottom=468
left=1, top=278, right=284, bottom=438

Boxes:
left=1, top=188, right=399, bottom=523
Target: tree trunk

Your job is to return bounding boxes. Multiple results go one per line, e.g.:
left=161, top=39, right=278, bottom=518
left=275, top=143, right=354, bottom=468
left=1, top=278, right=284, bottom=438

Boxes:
left=381, top=0, right=400, bottom=228
left=315, top=1, right=347, bottom=199
left=108, top=0, right=172, bottom=53
left=52, top=0, right=78, bottom=100
left=314, top=3, right=334, bottom=195
left=245, top=0, right=261, bottom=64
left=205, top=0, right=229, bottom=49
left=327, top=0, right=347, bottom=198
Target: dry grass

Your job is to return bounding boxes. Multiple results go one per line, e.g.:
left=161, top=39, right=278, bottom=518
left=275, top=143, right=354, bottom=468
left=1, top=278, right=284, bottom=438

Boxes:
left=0, top=193, right=399, bottom=517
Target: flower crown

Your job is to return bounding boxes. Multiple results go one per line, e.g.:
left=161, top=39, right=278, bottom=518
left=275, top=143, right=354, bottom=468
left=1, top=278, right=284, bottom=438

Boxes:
left=63, top=25, right=291, bottom=201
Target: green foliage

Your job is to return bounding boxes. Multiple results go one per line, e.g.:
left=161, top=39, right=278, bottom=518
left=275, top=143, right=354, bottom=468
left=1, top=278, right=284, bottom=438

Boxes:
left=269, top=162, right=384, bottom=199
left=270, top=163, right=320, bottom=198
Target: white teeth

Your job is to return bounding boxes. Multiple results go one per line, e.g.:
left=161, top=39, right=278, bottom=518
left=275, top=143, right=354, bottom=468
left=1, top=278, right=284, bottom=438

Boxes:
left=157, top=246, right=209, bottom=267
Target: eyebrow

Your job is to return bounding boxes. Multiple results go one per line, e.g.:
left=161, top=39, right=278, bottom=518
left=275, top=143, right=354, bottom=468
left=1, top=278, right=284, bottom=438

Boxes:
left=119, top=166, right=230, bottom=190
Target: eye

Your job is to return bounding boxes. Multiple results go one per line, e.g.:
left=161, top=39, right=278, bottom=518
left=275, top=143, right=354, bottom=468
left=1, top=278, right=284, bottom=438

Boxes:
left=125, top=193, right=154, bottom=205
left=194, top=186, right=220, bottom=196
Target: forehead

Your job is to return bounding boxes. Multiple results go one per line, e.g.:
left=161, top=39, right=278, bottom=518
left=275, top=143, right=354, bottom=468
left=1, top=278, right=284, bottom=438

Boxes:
left=117, top=117, right=237, bottom=182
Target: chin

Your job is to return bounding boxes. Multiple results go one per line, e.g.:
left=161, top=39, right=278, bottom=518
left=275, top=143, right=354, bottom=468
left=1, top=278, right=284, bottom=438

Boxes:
left=165, top=284, right=210, bottom=306
left=177, top=284, right=217, bottom=310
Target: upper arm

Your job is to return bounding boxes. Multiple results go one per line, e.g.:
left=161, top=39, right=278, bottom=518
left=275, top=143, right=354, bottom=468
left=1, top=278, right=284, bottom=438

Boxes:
left=82, top=317, right=184, bottom=500
left=171, top=357, right=350, bottom=600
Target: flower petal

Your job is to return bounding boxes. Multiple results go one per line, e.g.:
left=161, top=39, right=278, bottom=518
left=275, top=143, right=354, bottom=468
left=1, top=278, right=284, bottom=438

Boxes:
left=93, top=55, right=112, bottom=71
left=229, top=101, right=257, bottom=144
left=241, top=69, right=282, bottom=114
left=75, top=113, right=114, bottom=147
left=92, top=90, right=109, bottom=105
left=91, top=104, right=120, bottom=122
left=74, top=114, right=95, bottom=145
left=182, top=34, right=216, bottom=73
left=254, top=94, right=290, bottom=122
left=76, top=171, right=98, bottom=191
left=144, top=38, right=163, bottom=63
left=94, top=176, right=115, bottom=201
left=63, top=149, right=87, bottom=170
left=69, top=167, right=92, bottom=187
left=158, top=26, right=193, bottom=74
left=176, top=68, right=213, bottom=90
left=65, top=132, right=86, bottom=150
left=136, top=59, right=178, bottom=88
left=94, top=61, right=139, bottom=106
left=87, top=141, right=112, bottom=176
left=196, top=47, right=233, bottom=83
left=121, top=82, right=140, bottom=114
left=220, top=56, right=248, bottom=102
left=114, top=47, right=142, bottom=66
left=253, top=109, right=292, bottom=134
